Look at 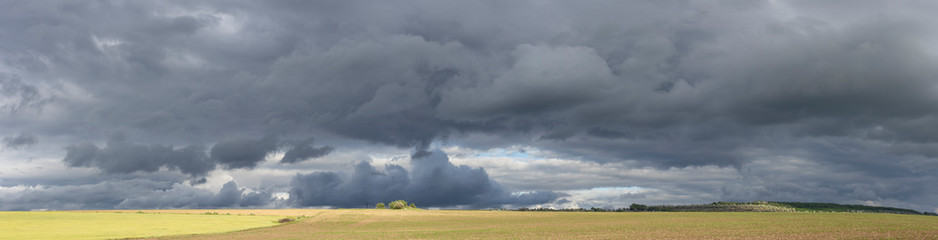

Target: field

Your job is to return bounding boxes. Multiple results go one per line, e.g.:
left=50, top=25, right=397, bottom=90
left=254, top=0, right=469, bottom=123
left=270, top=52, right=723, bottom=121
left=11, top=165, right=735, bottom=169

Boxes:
left=0, top=211, right=282, bottom=240
left=4, top=209, right=938, bottom=239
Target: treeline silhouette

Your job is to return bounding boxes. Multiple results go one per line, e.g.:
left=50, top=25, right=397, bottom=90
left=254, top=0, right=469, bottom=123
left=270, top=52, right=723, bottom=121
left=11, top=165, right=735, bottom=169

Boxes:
left=510, top=201, right=937, bottom=216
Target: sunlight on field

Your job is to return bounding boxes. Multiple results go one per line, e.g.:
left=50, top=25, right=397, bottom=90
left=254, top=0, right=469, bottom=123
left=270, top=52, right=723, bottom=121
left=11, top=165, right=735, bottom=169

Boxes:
left=143, top=209, right=938, bottom=240
left=0, top=211, right=282, bottom=240
left=3, top=209, right=937, bottom=239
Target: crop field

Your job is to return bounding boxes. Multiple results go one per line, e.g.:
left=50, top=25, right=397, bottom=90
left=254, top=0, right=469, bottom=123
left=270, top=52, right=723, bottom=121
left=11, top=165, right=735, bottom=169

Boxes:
left=5, top=209, right=938, bottom=239
left=0, top=211, right=282, bottom=240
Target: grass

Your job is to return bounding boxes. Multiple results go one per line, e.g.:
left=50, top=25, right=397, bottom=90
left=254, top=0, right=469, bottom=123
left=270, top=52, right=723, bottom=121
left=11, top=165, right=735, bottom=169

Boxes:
left=0, top=211, right=282, bottom=240
left=137, top=209, right=938, bottom=239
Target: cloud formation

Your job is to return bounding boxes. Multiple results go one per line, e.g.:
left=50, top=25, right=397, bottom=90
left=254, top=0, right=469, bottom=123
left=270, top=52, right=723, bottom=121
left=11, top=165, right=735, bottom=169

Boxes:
left=0, top=179, right=273, bottom=211
left=3, top=132, right=37, bottom=149
left=291, top=150, right=563, bottom=208
left=63, top=136, right=215, bottom=177
left=61, top=135, right=335, bottom=177
left=0, top=0, right=937, bottom=212
left=280, top=138, right=334, bottom=164
left=0, top=74, right=48, bottom=114
left=210, top=137, right=279, bottom=169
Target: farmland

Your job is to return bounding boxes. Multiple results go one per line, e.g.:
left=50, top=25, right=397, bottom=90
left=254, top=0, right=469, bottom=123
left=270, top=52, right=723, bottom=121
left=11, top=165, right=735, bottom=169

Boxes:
left=4, top=209, right=938, bottom=239
left=141, top=209, right=938, bottom=239
left=0, top=211, right=282, bottom=240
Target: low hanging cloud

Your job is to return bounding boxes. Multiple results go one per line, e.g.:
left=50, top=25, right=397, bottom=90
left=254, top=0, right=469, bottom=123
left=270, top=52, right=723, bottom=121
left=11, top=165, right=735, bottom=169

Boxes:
left=290, top=150, right=565, bottom=208
left=209, top=136, right=280, bottom=169
left=63, top=136, right=215, bottom=177
left=62, top=135, right=335, bottom=176
left=0, top=179, right=274, bottom=211
left=2, top=132, right=37, bottom=149
left=280, top=138, right=334, bottom=164
left=116, top=180, right=274, bottom=209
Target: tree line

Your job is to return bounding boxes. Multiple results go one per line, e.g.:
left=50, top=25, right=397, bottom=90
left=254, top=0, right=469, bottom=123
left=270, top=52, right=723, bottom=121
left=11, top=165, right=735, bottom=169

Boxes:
left=511, top=201, right=938, bottom=215
left=375, top=200, right=417, bottom=209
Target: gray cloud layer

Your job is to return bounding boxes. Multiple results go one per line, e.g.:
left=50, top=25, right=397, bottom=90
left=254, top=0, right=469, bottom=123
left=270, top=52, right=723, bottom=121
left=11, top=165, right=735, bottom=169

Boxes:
left=290, top=150, right=563, bottom=208
left=280, top=138, right=334, bottom=164
left=63, top=135, right=215, bottom=177
left=1, top=0, right=937, bottom=212
left=3, top=132, right=37, bottom=149
left=62, top=136, right=333, bottom=177
left=210, top=137, right=279, bottom=170
left=0, top=179, right=273, bottom=211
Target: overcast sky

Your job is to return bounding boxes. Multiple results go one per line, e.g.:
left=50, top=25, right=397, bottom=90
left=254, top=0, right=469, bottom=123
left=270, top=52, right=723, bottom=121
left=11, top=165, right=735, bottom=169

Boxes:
left=1, top=0, right=937, bottom=212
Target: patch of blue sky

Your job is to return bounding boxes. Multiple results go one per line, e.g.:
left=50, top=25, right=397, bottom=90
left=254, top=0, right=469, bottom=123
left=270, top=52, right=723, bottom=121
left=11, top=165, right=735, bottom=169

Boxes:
left=590, top=186, right=644, bottom=192
left=475, top=148, right=533, bottom=160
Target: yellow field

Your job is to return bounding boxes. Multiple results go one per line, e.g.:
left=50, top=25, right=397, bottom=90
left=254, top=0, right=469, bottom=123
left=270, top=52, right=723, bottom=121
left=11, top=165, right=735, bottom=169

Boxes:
left=0, top=211, right=282, bottom=240
left=5, top=209, right=938, bottom=239
left=136, top=209, right=938, bottom=239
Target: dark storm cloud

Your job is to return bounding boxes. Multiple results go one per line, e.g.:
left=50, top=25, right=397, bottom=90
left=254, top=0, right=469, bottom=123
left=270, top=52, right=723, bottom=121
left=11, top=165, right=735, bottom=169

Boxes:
left=280, top=138, right=334, bottom=164
left=60, top=135, right=333, bottom=176
left=0, top=179, right=274, bottom=210
left=210, top=137, right=278, bottom=169
left=116, top=180, right=275, bottom=209
left=3, top=132, right=37, bottom=149
left=718, top=139, right=938, bottom=212
left=63, top=136, right=215, bottom=177
left=290, top=150, right=564, bottom=208
left=1, top=0, right=938, bottom=212
left=4, top=0, right=938, bottom=158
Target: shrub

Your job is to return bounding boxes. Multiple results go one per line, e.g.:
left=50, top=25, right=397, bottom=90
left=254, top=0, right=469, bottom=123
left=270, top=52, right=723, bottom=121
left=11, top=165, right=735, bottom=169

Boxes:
left=376, top=203, right=386, bottom=209
left=389, top=200, right=408, bottom=209
left=409, top=203, right=416, bottom=208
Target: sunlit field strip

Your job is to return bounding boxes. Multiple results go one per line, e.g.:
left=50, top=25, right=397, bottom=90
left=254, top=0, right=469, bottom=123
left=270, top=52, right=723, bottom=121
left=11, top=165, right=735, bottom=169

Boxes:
left=132, top=209, right=938, bottom=240
left=0, top=211, right=283, bottom=240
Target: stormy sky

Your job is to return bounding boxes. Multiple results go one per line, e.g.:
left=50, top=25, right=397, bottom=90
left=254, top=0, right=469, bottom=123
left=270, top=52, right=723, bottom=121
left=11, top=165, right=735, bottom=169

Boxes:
left=1, top=0, right=937, bottom=212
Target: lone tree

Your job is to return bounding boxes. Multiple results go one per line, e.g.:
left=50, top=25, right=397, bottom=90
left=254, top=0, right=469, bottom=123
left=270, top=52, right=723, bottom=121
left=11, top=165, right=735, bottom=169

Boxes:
left=375, top=203, right=385, bottom=209
left=389, top=200, right=408, bottom=209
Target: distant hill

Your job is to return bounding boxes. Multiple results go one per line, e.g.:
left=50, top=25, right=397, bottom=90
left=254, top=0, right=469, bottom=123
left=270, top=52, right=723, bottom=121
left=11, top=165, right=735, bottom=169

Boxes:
left=763, top=202, right=925, bottom=215
left=515, top=201, right=936, bottom=215
left=631, top=201, right=932, bottom=215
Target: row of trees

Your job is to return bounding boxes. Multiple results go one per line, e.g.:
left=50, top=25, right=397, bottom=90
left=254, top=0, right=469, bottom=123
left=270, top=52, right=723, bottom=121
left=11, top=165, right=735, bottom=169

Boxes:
left=515, top=202, right=937, bottom=215
left=514, top=207, right=631, bottom=212
left=515, top=203, right=792, bottom=212
left=375, top=200, right=417, bottom=209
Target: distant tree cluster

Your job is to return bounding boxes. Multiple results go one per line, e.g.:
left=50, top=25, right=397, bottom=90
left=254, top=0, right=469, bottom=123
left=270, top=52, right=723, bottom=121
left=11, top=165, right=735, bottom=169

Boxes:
left=389, top=200, right=407, bottom=209
left=512, top=201, right=935, bottom=215
left=514, top=207, right=630, bottom=212
left=376, top=200, right=417, bottom=210
left=769, top=202, right=923, bottom=214
left=623, top=202, right=795, bottom=212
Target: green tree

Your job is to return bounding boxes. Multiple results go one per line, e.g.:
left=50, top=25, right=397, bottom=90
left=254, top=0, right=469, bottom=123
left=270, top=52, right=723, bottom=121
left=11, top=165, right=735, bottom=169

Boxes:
left=630, top=203, right=648, bottom=211
left=375, top=203, right=385, bottom=209
left=409, top=203, right=416, bottom=209
left=389, top=200, right=408, bottom=209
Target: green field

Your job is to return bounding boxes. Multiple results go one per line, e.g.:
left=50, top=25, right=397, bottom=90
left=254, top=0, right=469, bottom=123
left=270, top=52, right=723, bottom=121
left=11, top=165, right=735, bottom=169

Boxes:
left=4, top=209, right=938, bottom=239
left=0, top=211, right=282, bottom=240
